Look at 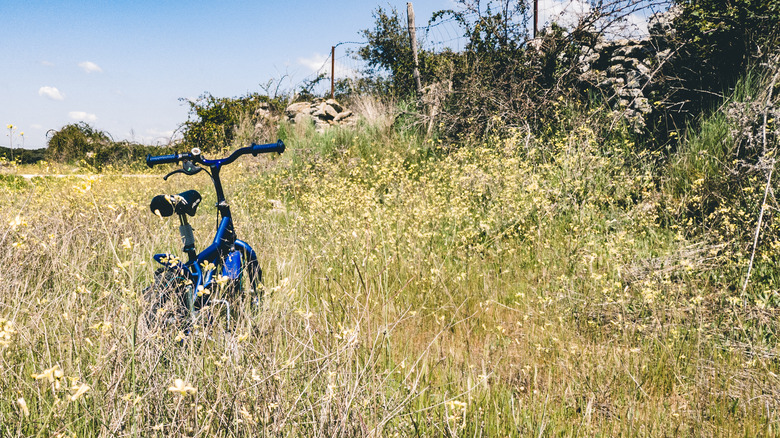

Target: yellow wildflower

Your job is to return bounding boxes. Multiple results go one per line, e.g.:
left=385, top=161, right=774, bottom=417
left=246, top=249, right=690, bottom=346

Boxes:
left=17, top=397, right=29, bottom=417
left=168, top=379, right=197, bottom=396
left=69, top=383, right=90, bottom=401
left=215, top=274, right=230, bottom=288
left=32, top=365, right=64, bottom=383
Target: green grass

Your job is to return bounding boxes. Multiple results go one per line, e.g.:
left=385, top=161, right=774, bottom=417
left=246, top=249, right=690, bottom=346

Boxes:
left=1, top=95, right=779, bottom=436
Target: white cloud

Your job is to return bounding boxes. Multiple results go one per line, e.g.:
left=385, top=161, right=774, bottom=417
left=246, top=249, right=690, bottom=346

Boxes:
left=297, top=54, right=358, bottom=78
left=68, top=111, right=97, bottom=122
left=38, top=86, right=65, bottom=101
left=146, top=128, right=175, bottom=138
left=132, top=128, right=178, bottom=145
left=537, top=0, right=649, bottom=38
left=41, top=60, right=55, bottom=67
left=538, top=0, right=591, bottom=30
left=298, top=53, right=329, bottom=73
left=78, top=61, right=103, bottom=73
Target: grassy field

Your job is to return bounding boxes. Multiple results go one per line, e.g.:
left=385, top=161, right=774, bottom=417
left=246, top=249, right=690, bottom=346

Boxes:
left=1, top=105, right=779, bottom=436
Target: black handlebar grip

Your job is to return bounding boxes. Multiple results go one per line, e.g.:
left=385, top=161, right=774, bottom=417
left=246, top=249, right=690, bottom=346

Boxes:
left=249, top=140, right=285, bottom=156
left=146, top=153, right=180, bottom=168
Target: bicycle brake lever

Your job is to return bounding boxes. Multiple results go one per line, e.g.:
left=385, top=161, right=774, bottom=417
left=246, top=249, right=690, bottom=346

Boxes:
left=163, top=161, right=202, bottom=180
left=163, top=169, right=185, bottom=180
left=182, top=160, right=203, bottom=175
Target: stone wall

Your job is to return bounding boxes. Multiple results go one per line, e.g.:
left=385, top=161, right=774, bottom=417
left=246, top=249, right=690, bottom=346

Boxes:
left=575, top=7, right=679, bottom=131
left=284, top=99, right=356, bottom=132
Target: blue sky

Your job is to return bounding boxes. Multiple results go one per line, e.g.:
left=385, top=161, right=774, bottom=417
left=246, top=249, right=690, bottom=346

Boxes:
left=1, top=0, right=658, bottom=149
left=2, top=0, right=462, bottom=149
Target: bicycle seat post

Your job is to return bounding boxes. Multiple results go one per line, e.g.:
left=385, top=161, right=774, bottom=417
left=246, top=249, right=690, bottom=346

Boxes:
left=179, top=214, right=197, bottom=263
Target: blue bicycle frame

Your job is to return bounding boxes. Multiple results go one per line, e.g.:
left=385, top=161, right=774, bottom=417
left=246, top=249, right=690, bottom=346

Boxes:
left=146, top=141, right=284, bottom=313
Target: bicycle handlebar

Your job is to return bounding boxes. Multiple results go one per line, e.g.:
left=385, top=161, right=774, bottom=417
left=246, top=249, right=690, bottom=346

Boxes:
left=250, top=140, right=285, bottom=156
left=146, top=153, right=182, bottom=167
left=146, top=140, right=284, bottom=168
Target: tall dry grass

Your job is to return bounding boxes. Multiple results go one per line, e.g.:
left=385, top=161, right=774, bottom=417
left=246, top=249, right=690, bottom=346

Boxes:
left=1, top=96, right=779, bottom=436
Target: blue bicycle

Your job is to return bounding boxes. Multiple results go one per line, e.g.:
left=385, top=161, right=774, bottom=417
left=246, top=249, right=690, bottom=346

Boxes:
left=141, top=141, right=284, bottom=332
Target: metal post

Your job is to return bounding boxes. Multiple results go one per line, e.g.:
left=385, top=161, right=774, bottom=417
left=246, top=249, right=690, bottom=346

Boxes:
left=407, top=2, right=422, bottom=96
left=331, top=46, right=335, bottom=99
left=533, top=0, right=538, bottom=38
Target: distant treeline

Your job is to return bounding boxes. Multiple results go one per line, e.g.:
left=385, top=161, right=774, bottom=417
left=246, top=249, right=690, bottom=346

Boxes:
left=29, top=122, right=176, bottom=169
left=1, top=123, right=175, bottom=168
left=0, top=146, right=46, bottom=165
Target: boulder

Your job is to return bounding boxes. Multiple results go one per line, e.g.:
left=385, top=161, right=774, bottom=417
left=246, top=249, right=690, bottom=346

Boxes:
left=334, top=110, right=353, bottom=122
left=285, top=102, right=313, bottom=117
left=325, top=99, right=343, bottom=113
left=285, top=98, right=355, bottom=130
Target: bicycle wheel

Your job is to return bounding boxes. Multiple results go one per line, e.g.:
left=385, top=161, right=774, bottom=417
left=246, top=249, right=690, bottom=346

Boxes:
left=138, top=268, right=188, bottom=338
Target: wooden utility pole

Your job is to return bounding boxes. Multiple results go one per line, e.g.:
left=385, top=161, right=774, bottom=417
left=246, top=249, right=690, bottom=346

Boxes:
left=533, top=0, right=538, bottom=38
left=331, top=45, right=335, bottom=99
left=407, top=2, right=423, bottom=96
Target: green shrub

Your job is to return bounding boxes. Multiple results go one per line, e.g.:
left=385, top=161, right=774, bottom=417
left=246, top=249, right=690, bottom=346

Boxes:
left=180, top=92, right=284, bottom=152
left=45, top=123, right=173, bottom=169
left=46, top=122, right=111, bottom=163
left=667, top=0, right=780, bottom=120
left=665, top=66, right=780, bottom=290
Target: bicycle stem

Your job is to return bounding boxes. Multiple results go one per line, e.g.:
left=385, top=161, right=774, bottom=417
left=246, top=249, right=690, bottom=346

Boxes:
left=210, top=165, right=232, bottom=219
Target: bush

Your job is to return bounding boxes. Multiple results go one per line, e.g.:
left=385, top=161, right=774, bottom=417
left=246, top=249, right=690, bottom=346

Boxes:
left=46, top=123, right=111, bottom=163
left=45, top=123, right=173, bottom=169
left=356, top=3, right=620, bottom=140
left=668, top=0, right=780, bottom=116
left=180, top=93, right=284, bottom=152
left=665, top=65, right=780, bottom=290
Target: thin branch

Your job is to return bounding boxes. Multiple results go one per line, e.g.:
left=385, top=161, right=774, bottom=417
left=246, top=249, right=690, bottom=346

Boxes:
left=741, top=60, right=780, bottom=295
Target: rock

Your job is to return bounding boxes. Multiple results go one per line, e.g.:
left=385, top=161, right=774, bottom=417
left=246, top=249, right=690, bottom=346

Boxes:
left=607, top=64, right=626, bottom=76
left=615, top=44, right=649, bottom=59
left=334, top=110, right=353, bottom=122
left=621, top=88, right=644, bottom=99
left=323, top=103, right=340, bottom=119
left=633, top=97, right=653, bottom=114
left=285, top=99, right=354, bottom=129
left=286, top=102, right=313, bottom=118
left=325, top=99, right=343, bottom=113
left=648, top=6, right=680, bottom=37
left=597, top=77, right=624, bottom=88
left=570, top=11, right=683, bottom=133
left=311, top=103, right=330, bottom=120
left=254, top=102, right=278, bottom=123
left=656, top=49, right=673, bottom=63
left=314, top=119, right=330, bottom=133
left=636, top=61, right=652, bottom=76
left=293, top=112, right=313, bottom=125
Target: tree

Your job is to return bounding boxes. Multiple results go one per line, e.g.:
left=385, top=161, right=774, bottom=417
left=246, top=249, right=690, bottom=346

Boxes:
left=357, top=6, right=420, bottom=98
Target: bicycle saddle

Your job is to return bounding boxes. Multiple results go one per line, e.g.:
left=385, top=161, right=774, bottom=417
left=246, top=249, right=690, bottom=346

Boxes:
left=150, top=190, right=202, bottom=217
